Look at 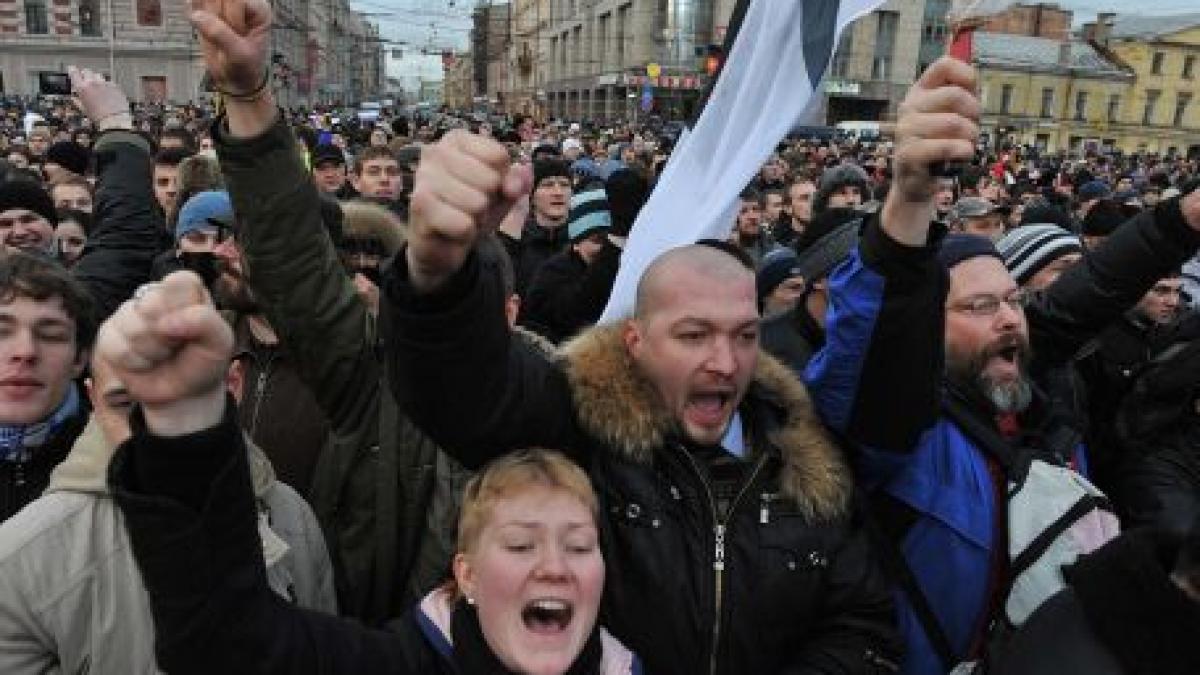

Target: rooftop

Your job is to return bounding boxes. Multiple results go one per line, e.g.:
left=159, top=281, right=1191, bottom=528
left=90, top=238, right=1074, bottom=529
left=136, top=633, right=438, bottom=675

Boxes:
left=1107, top=13, right=1200, bottom=40
left=974, top=32, right=1128, bottom=77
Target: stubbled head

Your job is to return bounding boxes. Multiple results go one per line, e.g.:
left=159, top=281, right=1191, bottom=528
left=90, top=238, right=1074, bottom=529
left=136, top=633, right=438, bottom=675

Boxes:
left=624, top=244, right=759, bottom=446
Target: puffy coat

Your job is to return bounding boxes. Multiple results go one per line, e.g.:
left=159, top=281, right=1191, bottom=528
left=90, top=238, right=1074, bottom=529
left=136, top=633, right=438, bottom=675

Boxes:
left=806, top=200, right=1200, bottom=674
left=110, top=408, right=641, bottom=674
left=0, top=417, right=335, bottom=674
left=382, top=250, right=901, bottom=674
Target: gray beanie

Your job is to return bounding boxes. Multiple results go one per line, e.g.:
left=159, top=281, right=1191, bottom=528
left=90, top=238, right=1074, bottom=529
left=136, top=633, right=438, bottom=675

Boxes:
left=814, top=164, right=870, bottom=214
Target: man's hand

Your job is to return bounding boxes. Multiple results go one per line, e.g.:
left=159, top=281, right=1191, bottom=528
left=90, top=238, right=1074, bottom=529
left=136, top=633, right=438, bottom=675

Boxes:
left=189, top=0, right=275, bottom=138
left=68, top=67, right=132, bottom=132
left=406, top=130, right=532, bottom=292
left=884, top=57, right=980, bottom=246
left=95, top=272, right=233, bottom=436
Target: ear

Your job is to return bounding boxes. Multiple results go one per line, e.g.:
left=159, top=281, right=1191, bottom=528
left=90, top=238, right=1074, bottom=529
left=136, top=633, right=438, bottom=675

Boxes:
left=452, top=552, right=475, bottom=600
left=71, top=348, right=89, bottom=379
left=622, top=318, right=642, bottom=358
left=226, top=359, right=246, bottom=405
left=504, top=294, right=521, bottom=330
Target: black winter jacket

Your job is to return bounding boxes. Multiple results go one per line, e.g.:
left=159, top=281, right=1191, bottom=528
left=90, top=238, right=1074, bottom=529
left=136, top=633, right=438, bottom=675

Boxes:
left=0, top=412, right=87, bottom=521
left=71, top=129, right=173, bottom=322
left=499, top=214, right=569, bottom=297
left=761, top=303, right=825, bottom=377
left=382, top=252, right=901, bottom=674
left=988, top=529, right=1200, bottom=675
left=521, top=243, right=620, bottom=344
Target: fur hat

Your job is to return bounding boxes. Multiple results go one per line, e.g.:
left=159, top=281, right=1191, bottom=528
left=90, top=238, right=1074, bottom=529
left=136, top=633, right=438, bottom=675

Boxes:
left=814, top=164, right=870, bottom=214
left=340, top=200, right=405, bottom=255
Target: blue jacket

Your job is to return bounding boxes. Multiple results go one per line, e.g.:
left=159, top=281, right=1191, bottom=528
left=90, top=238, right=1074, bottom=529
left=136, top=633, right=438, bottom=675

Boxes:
left=805, top=201, right=1200, bottom=674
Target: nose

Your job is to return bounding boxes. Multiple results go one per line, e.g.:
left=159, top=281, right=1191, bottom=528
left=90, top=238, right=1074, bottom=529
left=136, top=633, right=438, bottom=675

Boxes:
left=535, top=545, right=571, bottom=580
left=705, top=336, right=737, bottom=377
left=214, top=236, right=238, bottom=260
left=994, top=299, right=1022, bottom=330
left=7, top=328, right=37, bottom=362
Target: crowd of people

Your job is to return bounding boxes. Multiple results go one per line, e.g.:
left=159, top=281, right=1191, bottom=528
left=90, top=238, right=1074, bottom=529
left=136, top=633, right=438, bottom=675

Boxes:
left=1, top=0, right=1200, bottom=673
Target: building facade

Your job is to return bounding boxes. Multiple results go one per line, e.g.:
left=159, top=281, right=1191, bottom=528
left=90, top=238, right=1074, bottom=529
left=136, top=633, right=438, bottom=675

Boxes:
left=0, top=0, right=202, bottom=101
left=823, top=0, right=925, bottom=124
left=1087, top=14, right=1200, bottom=156
left=975, top=31, right=1135, bottom=154
left=443, top=52, right=474, bottom=110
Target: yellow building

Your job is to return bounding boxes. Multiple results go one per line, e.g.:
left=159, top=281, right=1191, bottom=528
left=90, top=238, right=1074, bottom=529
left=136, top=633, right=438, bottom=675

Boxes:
left=1088, top=14, right=1200, bottom=156
left=974, top=32, right=1136, bottom=155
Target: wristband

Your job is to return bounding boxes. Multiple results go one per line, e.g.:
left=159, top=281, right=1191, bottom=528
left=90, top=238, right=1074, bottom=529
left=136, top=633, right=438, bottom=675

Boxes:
left=216, top=69, right=271, bottom=103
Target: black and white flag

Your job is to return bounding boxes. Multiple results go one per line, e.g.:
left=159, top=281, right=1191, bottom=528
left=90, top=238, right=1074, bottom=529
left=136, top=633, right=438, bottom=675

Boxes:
left=601, top=0, right=888, bottom=321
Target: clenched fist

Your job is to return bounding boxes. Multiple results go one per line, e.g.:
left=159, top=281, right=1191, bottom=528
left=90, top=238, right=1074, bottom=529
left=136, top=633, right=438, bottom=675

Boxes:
left=68, top=67, right=131, bottom=131
left=405, top=130, right=532, bottom=292
left=892, top=57, right=980, bottom=204
left=95, top=272, right=233, bottom=435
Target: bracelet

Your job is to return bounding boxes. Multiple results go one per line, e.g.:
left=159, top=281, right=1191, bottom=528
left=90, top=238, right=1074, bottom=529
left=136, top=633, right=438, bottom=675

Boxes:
left=216, top=69, right=271, bottom=102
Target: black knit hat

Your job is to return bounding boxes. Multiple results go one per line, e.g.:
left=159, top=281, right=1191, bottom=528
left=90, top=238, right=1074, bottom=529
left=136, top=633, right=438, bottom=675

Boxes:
left=0, top=179, right=58, bottom=226
left=44, top=141, right=90, bottom=176
left=604, top=168, right=649, bottom=237
left=938, top=233, right=1003, bottom=270
left=1020, top=201, right=1074, bottom=231
left=1081, top=199, right=1126, bottom=238
left=532, top=159, right=571, bottom=191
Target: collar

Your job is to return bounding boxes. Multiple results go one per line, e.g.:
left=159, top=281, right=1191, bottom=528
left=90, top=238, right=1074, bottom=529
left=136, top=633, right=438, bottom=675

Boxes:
left=0, top=384, right=81, bottom=463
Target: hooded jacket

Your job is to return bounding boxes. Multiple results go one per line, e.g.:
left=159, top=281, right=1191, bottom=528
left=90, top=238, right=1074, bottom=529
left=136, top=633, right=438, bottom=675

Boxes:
left=381, top=249, right=901, bottom=674
left=0, top=417, right=336, bottom=674
left=806, top=199, right=1200, bottom=674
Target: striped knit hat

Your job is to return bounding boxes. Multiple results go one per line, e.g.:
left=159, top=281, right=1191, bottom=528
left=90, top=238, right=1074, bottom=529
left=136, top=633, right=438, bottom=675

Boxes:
left=567, top=189, right=611, bottom=242
left=996, top=224, right=1082, bottom=287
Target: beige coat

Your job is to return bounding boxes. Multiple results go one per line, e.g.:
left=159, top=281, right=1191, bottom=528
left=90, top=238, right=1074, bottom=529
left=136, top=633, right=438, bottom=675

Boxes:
left=0, top=418, right=337, bottom=674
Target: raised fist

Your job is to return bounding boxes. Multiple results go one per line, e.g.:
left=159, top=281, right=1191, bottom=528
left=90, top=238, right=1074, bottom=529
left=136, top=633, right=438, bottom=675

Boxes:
left=95, top=272, right=233, bottom=433
left=188, top=0, right=272, bottom=96
left=892, top=57, right=981, bottom=204
left=406, top=130, right=531, bottom=291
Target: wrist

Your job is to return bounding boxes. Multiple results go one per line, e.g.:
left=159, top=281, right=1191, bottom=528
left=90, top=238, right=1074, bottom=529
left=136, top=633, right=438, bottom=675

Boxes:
left=142, top=385, right=227, bottom=438
left=96, top=111, right=133, bottom=132
left=881, top=193, right=936, bottom=248
left=224, top=93, right=278, bottom=139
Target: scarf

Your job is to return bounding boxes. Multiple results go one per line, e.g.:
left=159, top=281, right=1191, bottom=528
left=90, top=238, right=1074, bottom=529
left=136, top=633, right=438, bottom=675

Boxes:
left=450, top=598, right=603, bottom=675
left=0, top=384, right=80, bottom=463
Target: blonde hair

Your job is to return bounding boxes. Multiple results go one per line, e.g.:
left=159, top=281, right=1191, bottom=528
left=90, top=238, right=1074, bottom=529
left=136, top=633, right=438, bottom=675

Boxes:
left=457, top=450, right=598, bottom=554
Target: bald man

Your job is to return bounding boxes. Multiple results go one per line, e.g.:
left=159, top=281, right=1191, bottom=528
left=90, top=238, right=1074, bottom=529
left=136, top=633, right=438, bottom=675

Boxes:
left=383, top=131, right=899, bottom=674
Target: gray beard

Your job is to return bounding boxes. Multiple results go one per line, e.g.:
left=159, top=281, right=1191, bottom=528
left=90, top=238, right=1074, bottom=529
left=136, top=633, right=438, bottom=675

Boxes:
left=981, top=374, right=1033, bottom=414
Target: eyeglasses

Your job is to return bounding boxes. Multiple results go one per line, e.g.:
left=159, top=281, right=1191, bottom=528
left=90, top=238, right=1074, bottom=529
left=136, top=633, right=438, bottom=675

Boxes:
left=947, top=289, right=1029, bottom=316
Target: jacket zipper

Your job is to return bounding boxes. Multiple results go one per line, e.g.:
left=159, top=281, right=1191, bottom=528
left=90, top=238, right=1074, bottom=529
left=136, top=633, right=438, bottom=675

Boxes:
left=248, top=352, right=275, bottom=436
left=677, top=444, right=769, bottom=675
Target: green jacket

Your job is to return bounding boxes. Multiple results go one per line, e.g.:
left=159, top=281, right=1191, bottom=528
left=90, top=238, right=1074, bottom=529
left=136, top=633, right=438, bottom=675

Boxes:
left=214, top=114, right=462, bottom=624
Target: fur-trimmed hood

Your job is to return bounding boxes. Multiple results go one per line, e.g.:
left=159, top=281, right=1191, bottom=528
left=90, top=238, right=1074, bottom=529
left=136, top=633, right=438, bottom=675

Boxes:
left=560, top=324, right=851, bottom=521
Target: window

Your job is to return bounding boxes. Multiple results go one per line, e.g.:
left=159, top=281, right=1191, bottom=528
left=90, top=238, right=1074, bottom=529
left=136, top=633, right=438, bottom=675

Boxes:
left=1040, top=87, right=1055, bottom=118
left=598, top=13, right=609, bottom=71
left=1144, top=89, right=1161, bottom=125
left=616, top=4, right=629, bottom=66
left=136, top=0, right=161, bottom=26
left=1185, top=55, right=1196, bottom=79
left=1108, top=93, right=1121, bottom=122
left=79, top=0, right=100, bottom=36
left=24, top=0, right=47, bottom=34
left=872, top=11, right=899, bottom=80
left=831, top=25, right=854, bottom=78
left=1176, top=92, right=1192, bottom=127
left=1000, top=84, right=1014, bottom=113
left=1151, top=52, right=1165, bottom=75
left=1074, top=90, right=1088, bottom=121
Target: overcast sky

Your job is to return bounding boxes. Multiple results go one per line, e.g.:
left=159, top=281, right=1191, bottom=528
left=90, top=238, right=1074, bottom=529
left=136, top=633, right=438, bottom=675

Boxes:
left=361, top=0, right=1200, bottom=82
